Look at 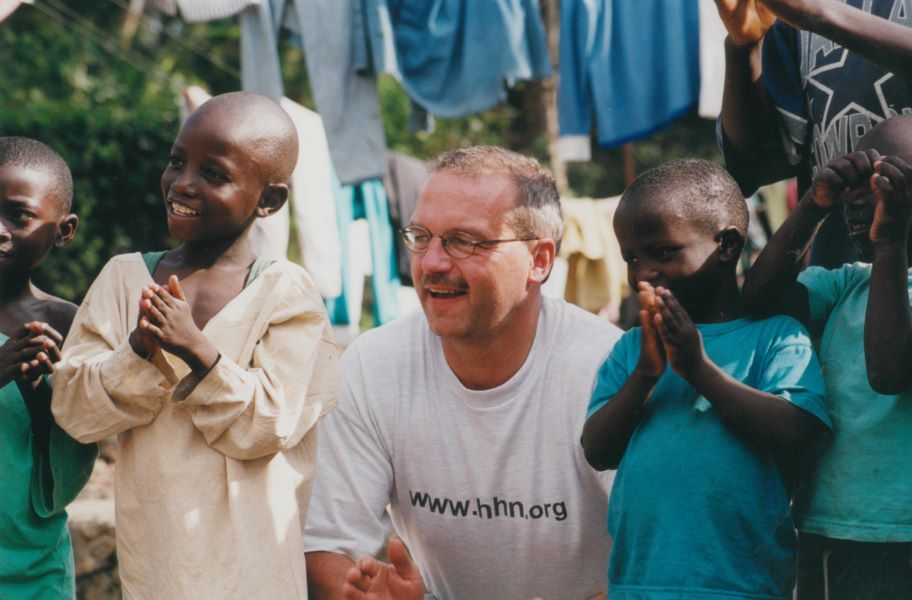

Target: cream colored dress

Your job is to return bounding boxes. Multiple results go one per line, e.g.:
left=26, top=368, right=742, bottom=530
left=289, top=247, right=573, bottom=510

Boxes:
left=51, top=253, right=339, bottom=599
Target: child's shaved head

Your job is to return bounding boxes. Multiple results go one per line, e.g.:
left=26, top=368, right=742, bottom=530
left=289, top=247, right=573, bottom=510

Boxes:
left=186, top=92, right=298, bottom=184
left=857, top=113, right=912, bottom=161
left=620, top=158, right=748, bottom=237
left=0, top=136, right=73, bottom=213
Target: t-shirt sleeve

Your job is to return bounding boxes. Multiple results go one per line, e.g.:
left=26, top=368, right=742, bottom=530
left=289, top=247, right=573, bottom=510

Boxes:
left=586, top=329, right=638, bottom=420
left=757, top=318, right=832, bottom=429
left=30, top=421, right=98, bottom=517
left=303, top=345, right=394, bottom=559
left=797, top=265, right=852, bottom=327
left=718, top=20, right=805, bottom=196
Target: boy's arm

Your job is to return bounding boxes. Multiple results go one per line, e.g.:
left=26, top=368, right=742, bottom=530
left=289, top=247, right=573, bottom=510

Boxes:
left=11, top=321, right=99, bottom=517
left=743, top=150, right=880, bottom=321
left=865, top=157, right=912, bottom=394
left=655, top=288, right=829, bottom=456
left=715, top=1, right=796, bottom=195
left=582, top=283, right=664, bottom=471
left=765, top=0, right=912, bottom=81
left=52, top=260, right=173, bottom=443
left=171, top=279, right=339, bottom=460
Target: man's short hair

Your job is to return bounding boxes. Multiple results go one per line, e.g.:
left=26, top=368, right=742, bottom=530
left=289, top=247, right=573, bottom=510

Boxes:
left=431, top=146, right=563, bottom=244
left=621, top=158, right=748, bottom=236
left=0, top=136, right=74, bottom=213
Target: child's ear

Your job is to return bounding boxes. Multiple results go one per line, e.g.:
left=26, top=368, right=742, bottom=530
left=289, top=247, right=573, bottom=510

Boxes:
left=528, top=238, right=557, bottom=285
left=54, top=214, right=79, bottom=248
left=256, top=184, right=289, bottom=218
left=715, top=227, right=744, bottom=262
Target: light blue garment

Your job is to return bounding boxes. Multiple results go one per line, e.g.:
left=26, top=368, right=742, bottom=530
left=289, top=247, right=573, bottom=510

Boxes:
left=559, top=0, right=699, bottom=147
left=587, top=317, right=830, bottom=600
left=359, top=0, right=551, bottom=119
left=326, top=179, right=401, bottom=327
left=797, top=263, right=912, bottom=542
left=239, top=0, right=387, bottom=184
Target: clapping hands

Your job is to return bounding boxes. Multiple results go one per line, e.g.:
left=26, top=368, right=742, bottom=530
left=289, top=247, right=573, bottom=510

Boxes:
left=0, top=321, right=64, bottom=388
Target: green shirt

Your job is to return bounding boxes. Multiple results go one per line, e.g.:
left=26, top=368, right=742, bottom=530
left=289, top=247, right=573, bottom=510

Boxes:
left=0, top=333, right=98, bottom=599
left=797, top=263, right=912, bottom=542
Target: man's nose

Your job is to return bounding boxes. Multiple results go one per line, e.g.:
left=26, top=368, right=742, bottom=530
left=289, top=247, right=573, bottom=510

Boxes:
left=419, top=236, right=453, bottom=272
left=0, top=219, right=11, bottom=241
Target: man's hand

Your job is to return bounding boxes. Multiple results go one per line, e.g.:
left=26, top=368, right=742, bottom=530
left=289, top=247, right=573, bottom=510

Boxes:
left=714, top=0, right=777, bottom=46
left=654, top=288, right=708, bottom=380
left=342, top=539, right=425, bottom=600
left=809, top=149, right=880, bottom=209
left=869, top=155, right=912, bottom=247
left=0, top=322, right=63, bottom=387
left=635, top=282, right=666, bottom=379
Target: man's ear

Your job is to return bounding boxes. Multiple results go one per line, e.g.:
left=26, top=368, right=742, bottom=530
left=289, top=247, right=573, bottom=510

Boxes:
left=528, top=238, right=557, bottom=285
left=54, top=213, right=79, bottom=248
left=256, top=183, right=289, bottom=218
left=715, top=227, right=744, bottom=262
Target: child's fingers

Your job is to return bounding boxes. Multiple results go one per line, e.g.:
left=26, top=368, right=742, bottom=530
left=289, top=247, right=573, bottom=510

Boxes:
left=139, top=318, right=165, bottom=340
left=875, top=158, right=909, bottom=200
left=168, top=275, right=186, bottom=300
left=141, top=299, right=166, bottom=324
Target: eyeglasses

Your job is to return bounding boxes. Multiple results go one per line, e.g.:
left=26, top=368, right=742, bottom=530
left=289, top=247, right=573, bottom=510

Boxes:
left=400, top=225, right=539, bottom=260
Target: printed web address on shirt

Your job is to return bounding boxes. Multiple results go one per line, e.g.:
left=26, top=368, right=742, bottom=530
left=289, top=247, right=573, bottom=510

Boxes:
left=408, top=490, right=567, bottom=521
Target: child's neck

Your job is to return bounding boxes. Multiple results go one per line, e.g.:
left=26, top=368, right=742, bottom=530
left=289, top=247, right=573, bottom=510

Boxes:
left=174, top=233, right=256, bottom=269
left=684, top=277, right=745, bottom=324
left=0, top=273, right=38, bottom=305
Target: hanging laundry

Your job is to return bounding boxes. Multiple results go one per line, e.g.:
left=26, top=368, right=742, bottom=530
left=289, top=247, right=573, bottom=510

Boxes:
left=149, top=0, right=262, bottom=22
left=697, top=0, right=727, bottom=119
left=237, top=0, right=388, bottom=184
left=560, top=196, right=627, bottom=322
left=326, top=180, right=401, bottom=329
left=383, top=153, right=429, bottom=286
left=558, top=0, right=700, bottom=160
left=358, top=0, right=551, bottom=119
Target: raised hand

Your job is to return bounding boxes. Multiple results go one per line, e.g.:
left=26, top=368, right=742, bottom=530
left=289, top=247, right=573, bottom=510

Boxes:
left=0, top=322, right=64, bottom=386
left=138, top=277, right=200, bottom=354
left=636, top=282, right=666, bottom=379
left=714, top=0, right=777, bottom=46
left=809, top=149, right=880, bottom=209
left=869, top=155, right=912, bottom=246
left=342, top=539, right=425, bottom=600
left=653, top=287, right=708, bottom=380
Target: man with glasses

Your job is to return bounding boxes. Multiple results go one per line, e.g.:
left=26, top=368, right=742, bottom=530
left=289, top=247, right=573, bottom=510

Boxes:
left=304, top=146, right=622, bottom=599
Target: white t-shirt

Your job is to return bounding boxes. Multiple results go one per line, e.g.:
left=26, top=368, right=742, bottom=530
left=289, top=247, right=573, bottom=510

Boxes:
left=304, top=297, right=622, bottom=599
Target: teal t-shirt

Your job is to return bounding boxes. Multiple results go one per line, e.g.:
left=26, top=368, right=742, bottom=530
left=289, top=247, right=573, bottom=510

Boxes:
left=0, top=333, right=98, bottom=599
left=797, top=263, right=912, bottom=542
left=587, top=316, right=830, bottom=600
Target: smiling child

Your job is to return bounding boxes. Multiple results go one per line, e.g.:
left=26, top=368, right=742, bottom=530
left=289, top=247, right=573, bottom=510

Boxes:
left=50, top=92, right=339, bottom=599
left=582, top=159, right=831, bottom=599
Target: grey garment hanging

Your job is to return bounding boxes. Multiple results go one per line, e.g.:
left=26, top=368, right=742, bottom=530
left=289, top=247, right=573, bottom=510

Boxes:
left=239, top=0, right=388, bottom=185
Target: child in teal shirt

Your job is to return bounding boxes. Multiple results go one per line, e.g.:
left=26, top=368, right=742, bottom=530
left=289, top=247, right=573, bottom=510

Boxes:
left=583, top=159, right=831, bottom=599
left=744, top=115, right=912, bottom=598
left=0, top=137, right=97, bottom=598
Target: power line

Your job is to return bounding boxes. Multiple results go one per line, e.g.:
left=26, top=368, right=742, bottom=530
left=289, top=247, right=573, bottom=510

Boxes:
left=103, top=0, right=241, bottom=82
left=31, top=0, right=177, bottom=85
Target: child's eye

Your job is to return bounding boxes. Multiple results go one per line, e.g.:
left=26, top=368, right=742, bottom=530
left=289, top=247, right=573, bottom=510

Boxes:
left=653, top=248, right=677, bottom=261
left=168, top=156, right=184, bottom=168
left=203, top=169, right=227, bottom=183
left=8, top=209, right=34, bottom=224
left=622, top=255, right=638, bottom=265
